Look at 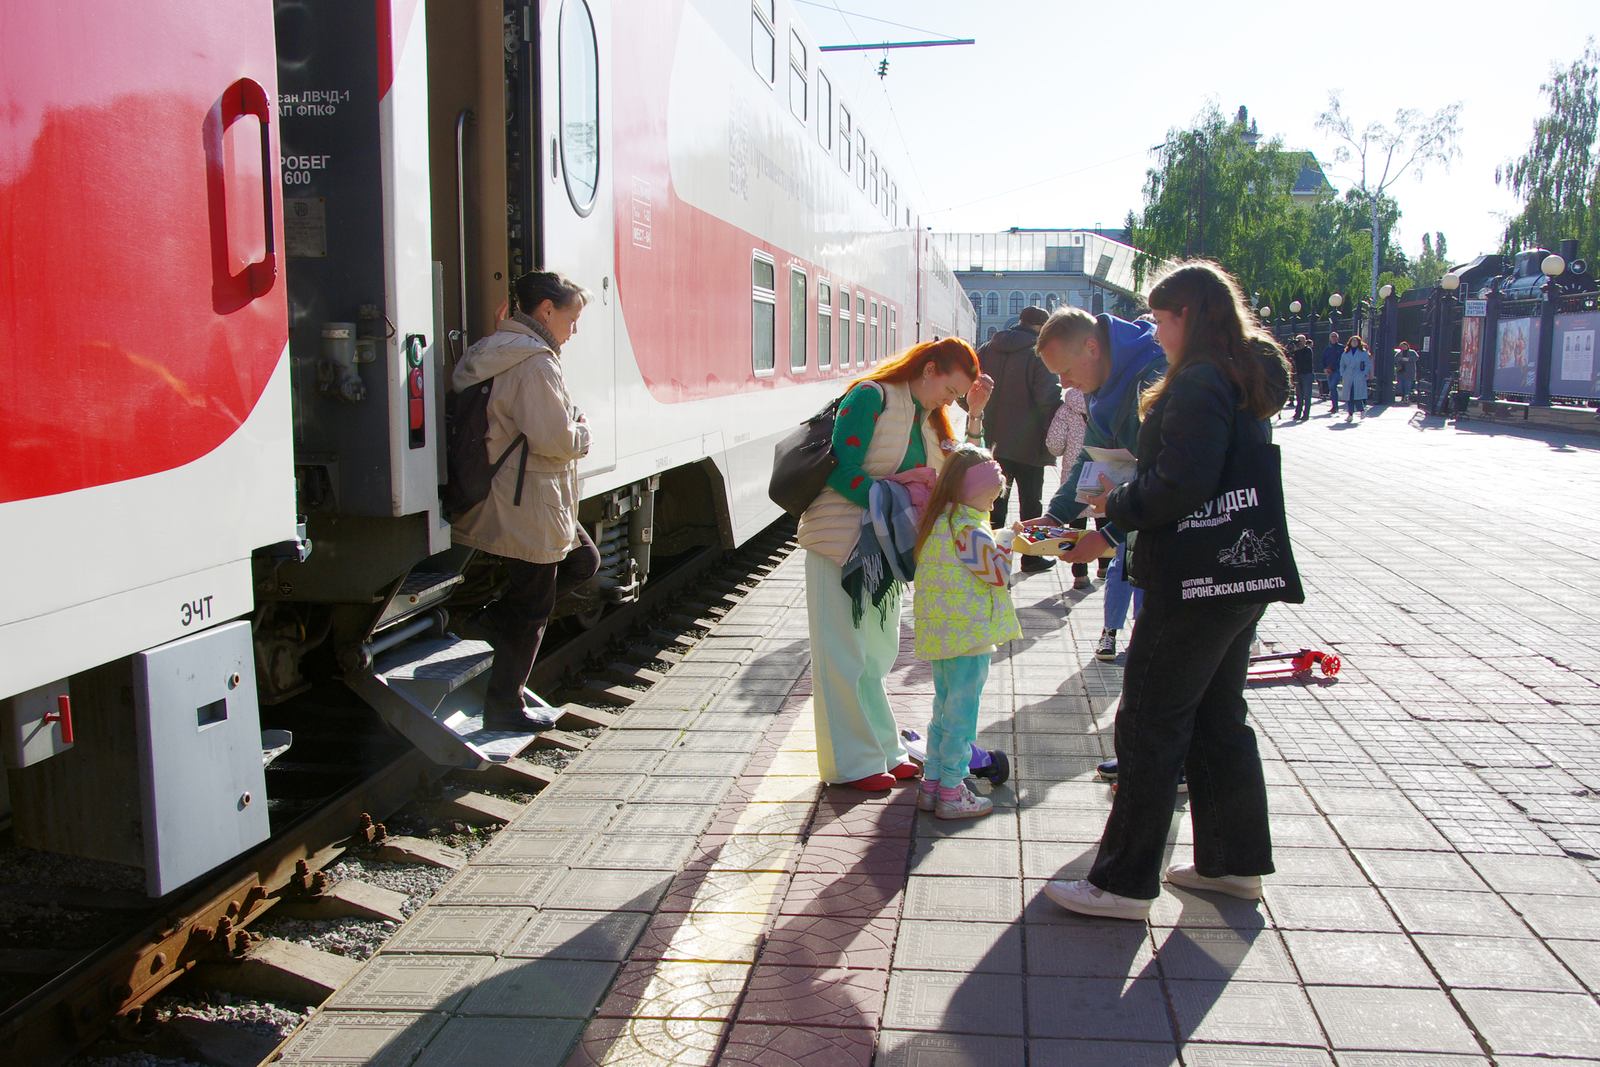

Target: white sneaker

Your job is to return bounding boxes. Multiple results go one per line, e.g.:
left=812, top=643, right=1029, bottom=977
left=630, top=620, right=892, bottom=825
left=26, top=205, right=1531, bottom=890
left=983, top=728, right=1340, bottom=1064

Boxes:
left=934, top=784, right=993, bottom=820
left=1164, top=863, right=1263, bottom=900
left=1042, top=879, right=1151, bottom=921
left=916, top=786, right=937, bottom=813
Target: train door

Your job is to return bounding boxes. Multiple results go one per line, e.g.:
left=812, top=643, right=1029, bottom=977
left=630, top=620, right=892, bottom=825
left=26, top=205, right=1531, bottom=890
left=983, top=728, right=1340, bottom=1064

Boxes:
left=536, top=0, right=617, bottom=477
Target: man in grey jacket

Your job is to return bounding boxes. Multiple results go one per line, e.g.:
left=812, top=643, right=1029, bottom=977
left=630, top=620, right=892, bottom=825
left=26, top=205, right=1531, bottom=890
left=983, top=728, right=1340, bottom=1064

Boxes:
left=976, top=306, right=1062, bottom=573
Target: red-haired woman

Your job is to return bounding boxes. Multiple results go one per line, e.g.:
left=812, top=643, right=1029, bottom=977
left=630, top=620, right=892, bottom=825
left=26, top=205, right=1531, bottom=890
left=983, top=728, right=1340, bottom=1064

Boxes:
left=798, top=339, right=992, bottom=791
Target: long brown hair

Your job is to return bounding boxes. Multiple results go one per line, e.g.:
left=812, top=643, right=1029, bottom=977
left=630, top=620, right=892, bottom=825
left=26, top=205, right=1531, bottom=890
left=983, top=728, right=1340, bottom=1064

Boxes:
left=852, top=337, right=980, bottom=444
left=914, top=444, right=994, bottom=559
left=1141, top=260, right=1289, bottom=419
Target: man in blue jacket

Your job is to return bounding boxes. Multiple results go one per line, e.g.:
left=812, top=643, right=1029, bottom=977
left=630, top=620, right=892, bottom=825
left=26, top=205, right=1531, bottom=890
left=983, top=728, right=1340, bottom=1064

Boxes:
left=1321, top=331, right=1343, bottom=414
left=1027, top=308, right=1167, bottom=662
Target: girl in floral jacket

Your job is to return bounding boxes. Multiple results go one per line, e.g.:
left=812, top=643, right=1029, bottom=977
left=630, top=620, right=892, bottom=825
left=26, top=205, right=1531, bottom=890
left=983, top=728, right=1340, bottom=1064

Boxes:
left=911, top=446, right=1023, bottom=819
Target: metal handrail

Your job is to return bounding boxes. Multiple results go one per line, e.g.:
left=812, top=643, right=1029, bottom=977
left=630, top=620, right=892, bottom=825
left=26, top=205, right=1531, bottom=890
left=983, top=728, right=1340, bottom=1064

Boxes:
left=455, top=109, right=475, bottom=345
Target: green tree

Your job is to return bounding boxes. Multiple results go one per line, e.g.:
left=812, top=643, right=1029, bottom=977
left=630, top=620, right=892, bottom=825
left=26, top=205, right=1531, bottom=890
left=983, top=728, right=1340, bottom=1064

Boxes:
left=1497, top=39, right=1599, bottom=259
left=1129, top=105, right=1308, bottom=297
left=1410, top=232, right=1451, bottom=289
left=1316, top=94, right=1462, bottom=318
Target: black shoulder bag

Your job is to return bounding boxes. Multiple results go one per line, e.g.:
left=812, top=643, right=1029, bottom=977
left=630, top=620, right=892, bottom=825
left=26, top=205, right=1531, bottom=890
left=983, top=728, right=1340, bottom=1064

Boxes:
left=768, top=383, right=883, bottom=518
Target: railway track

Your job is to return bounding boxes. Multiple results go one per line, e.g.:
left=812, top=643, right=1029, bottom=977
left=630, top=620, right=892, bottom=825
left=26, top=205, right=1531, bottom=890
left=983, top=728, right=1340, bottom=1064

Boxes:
left=0, top=521, right=796, bottom=1065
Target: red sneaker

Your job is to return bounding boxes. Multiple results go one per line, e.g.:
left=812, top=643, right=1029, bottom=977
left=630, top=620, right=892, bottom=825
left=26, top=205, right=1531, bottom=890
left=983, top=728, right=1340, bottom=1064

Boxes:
left=841, top=773, right=896, bottom=791
left=889, top=762, right=920, bottom=780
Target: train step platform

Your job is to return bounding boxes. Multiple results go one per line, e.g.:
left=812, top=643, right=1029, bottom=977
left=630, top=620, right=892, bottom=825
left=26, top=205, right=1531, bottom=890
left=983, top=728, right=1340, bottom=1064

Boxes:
left=273, top=412, right=1600, bottom=1066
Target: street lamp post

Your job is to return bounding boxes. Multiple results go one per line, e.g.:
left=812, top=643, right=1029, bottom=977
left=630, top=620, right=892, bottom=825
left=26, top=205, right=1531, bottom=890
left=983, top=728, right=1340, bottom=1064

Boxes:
left=1375, top=282, right=1396, bottom=403
left=1533, top=254, right=1566, bottom=407
left=1432, top=271, right=1462, bottom=413
left=1289, top=299, right=1303, bottom=346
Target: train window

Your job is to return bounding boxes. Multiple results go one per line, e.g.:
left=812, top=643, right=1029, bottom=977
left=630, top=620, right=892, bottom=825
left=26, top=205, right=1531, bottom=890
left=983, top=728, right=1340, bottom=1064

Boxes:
left=788, top=31, right=807, bottom=122
left=818, top=281, right=833, bottom=369
left=753, top=254, right=776, bottom=374
left=1009, top=291, right=1023, bottom=316
left=857, top=295, right=867, bottom=362
left=889, top=181, right=897, bottom=223
left=817, top=71, right=833, bottom=151
left=839, top=288, right=851, bottom=366
left=751, top=1, right=775, bottom=84
left=559, top=0, right=600, bottom=214
left=839, top=107, right=852, bottom=174
left=871, top=301, right=881, bottom=363
left=986, top=292, right=999, bottom=316
left=889, top=307, right=897, bottom=356
left=869, top=152, right=879, bottom=206
left=856, top=132, right=867, bottom=191
left=789, top=268, right=807, bottom=371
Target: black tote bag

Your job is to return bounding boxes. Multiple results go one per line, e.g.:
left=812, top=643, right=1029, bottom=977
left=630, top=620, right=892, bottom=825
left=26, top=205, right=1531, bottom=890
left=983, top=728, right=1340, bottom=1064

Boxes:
left=768, top=383, right=882, bottom=518
left=1159, top=420, right=1304, bottom=605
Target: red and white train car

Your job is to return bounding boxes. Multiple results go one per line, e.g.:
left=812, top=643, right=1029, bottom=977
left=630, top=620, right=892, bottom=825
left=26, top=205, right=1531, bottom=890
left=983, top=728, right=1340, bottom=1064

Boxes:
left=0, top=0, right=971, bottom=893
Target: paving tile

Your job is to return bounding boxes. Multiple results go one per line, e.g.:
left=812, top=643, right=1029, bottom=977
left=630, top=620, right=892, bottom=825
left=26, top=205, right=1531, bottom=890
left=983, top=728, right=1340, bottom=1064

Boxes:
left=1325, top=812, right=1453, bottom=850
left=278, top=1011, right=446, bottom=1066
left=1414, top=933, right=1583, bottom=992
left=324, top=954, right=490, bottom=1012
left=702, top=801, right=812, bottom=837
left=1306, top=985, right=1480, bottom=1054
left=875, top=1030, right=1026, bottom=1066
left=1018, top=807, right=1118, bottom=842
left=413, top=1017, right=584, bottom=1067
left=565, top=750, right=664, bottom=776
left=915, top=808, right=1021, bottom=841
left=736, top=964, right=888, bottom=1028
left=505, top=909, right=651, bottom=961
left=758, top=914, right=898, bottom=970
left=562, top=1017, right=727, bottom=1066
left=891, top=920, right=1022, bottom=973
left=629, top=910, right=769, bottom=963
left=595, top=960, right=750, bottom=1020
left=546, top=868, right=670, bottom=912
left=1280, top=930, right=1437, bottom=987
left=683, top=834, right=802, bottom=873
left=1153, top=927, right=1297, bottom=982
left=1020, top=841, right=1098, bottom=881
left=1025, top=921, right=1154, bottom=977
left=1146, top=886, right=1270, bottom=930
left=1504, top=892, right=1600, bottom=939
left=652, top=750, right=750, bottom=777
left=673, top=728, right=763, bottom=753
left=1465, top=853, right=1600, bottom=897
left=1029, top=1039, right=1180, bottom=1066
left=605, top=803, right=716, bottom=838
left=578, top=833, right=698, bottom=871
left=781, top=871, right=904, bottom=918
left=432, top=866, right=561, bottom=908
left=1453, top=989, right=1600, bottom=1058
left=794, top=834, right=910, bottom=875
left=1546, top=938, right=1600, bottom=993
left=459, top=958, right=619, bottom=1017
left=1332, top=1055, right=1484, bottom=1067
left=723, top=775, right=822, bottom=804
left=631, top=775, right=735, bottom=806
left=1167, top=979, right=1324, bottom=1046
left=1024, top=976, right=1169, bottom=1041
left=718, top=1023, right=874, bottom=1066
left=900, top=874, right=1020, bottom=923
left=657, top=869, right=786, bottom=914
left=908, top=837, right=1020, bottom=878
left=513, top=801, right=624, bottom=834
left=1263, top=884, right=1402, bottom=932
left=539, top=773, right=649, bottom=803
left=809, top=796, right=918, bottom=837
left=1352, top=849, right=1488, bottom=891
left=1380, top=887, right=1529, bottom=937
left=382, top=906, right=533, bottom=955
left=884, top=970, right=1025, bottom=1036
left=1266, top=846, right=1370, bottom=887
left=474, top=831, right=593, bottom=866
left=615, top=708, right=702, bottom=731
left=1178, top=1045, right=1331, bottom=1065
left=1268, top=814, right=1344, bottom=849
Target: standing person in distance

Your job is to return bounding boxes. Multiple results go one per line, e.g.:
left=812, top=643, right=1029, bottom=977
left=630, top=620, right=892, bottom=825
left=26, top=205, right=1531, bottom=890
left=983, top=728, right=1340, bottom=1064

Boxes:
left=1321, top=331, right=1343, bottom=414
left=911, top=446, right=1022, bottom=820
left=1394, top=340, right=1418, bottom=403
left=798, top=339, right=992, bottom=792
left=1290, top=335, right=1316, bottom=421
left=1026, top=307, right=1168, bottom=661
left=974, top=306, right=1063, bottom=574
left=1340, top=336, right=1371, bottom=422
left=1044, top=387, right=1094, bottom=589
left=452, top=271, right=601, bottom=731
left=1047, top=259, right=1292, bottom=921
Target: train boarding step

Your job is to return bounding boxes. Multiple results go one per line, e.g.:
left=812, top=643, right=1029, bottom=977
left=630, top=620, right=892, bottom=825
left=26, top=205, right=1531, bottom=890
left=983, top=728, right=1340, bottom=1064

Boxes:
left=345, top=633, right=545, bottom=768
left=373, top=570, right=465, bottom=631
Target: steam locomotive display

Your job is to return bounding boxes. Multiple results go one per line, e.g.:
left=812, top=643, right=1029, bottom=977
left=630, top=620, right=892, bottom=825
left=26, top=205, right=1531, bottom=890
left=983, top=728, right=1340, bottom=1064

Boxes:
left=0, top=0, right=973, bottom=895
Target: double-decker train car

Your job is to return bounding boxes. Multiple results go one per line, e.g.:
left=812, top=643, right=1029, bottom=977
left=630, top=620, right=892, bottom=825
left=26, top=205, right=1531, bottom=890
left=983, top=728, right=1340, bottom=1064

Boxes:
left=0, top=0, right=972, bottom=895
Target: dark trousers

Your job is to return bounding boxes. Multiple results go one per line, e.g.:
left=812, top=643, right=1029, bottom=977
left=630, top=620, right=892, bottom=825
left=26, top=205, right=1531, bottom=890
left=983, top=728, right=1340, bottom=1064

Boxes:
left=1326, top=372, right=1340, bottom=411
left=1088, top=595, right=1273, bottom=899
left=484, top=527, right=600, bottom=716
left=990, top=459, right=1044, bottom=529
left=1293, top=373, right=1315, bottom=420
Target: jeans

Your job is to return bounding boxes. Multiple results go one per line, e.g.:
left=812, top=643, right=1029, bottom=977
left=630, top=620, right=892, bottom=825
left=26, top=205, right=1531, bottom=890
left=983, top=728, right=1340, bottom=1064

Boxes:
left=1397, top=369, right=1414, bottom=401
left=927, top=655, right=989, bottom=788
left=1326, top=372, right=1340, bottom=411
left=1103, top=541, right=1143, bottom=630
left=484, top=527, right=601, bottom=716
left=991, top=460, right=1044, bottom=529
left=1088, top=595, right=1273, bottom=900
left=1293, top=373, right=1315, bottom=419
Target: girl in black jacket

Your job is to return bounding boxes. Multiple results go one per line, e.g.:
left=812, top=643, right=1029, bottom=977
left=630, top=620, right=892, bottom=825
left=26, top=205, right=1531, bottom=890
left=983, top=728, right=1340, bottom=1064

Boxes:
left=1048, top=261, right=1292, bottom=920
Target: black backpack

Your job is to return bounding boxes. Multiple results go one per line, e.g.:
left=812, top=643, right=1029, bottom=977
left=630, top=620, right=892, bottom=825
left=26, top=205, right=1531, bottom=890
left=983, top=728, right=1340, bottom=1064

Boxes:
left=441, top=376, right=527, bottom=521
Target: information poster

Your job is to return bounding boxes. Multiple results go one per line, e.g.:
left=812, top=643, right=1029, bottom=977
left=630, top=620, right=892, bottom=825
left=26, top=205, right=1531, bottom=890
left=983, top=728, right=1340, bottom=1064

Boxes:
left=1552, top=311, right=1600, bottom=399
left=1493, top=316, right=1540, bottom=395
left=1458, top=316, right=1483, bottom=393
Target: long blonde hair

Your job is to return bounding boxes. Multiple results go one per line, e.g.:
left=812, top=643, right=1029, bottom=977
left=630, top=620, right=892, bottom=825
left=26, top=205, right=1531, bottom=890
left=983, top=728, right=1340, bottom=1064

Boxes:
left=914, top=445, right=995, bottom=559
left=1141, top=260, right=1289, bottom=419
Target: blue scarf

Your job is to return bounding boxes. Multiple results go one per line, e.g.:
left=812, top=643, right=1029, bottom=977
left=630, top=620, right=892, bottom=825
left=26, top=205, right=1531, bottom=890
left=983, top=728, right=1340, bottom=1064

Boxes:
left=841, top=479, right=918, bottom=626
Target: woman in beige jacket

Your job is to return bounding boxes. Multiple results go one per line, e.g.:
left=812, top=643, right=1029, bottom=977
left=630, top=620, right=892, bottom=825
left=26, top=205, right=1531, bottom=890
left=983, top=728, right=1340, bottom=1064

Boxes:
left=798, top=338, right=992, bottom=790
left=452, top=272, right=599, bottom=731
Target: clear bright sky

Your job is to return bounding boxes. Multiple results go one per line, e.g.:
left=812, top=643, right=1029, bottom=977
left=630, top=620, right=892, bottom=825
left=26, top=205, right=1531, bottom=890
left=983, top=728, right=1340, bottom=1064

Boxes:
left=798, top=0, right=1600, bottom=268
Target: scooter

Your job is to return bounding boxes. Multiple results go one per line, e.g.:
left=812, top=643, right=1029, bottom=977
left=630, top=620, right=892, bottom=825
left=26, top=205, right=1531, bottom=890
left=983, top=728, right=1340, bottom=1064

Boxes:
left=899, top=728, right=1011, bottom=787
left=1248, top=648, right=1340, bottom=683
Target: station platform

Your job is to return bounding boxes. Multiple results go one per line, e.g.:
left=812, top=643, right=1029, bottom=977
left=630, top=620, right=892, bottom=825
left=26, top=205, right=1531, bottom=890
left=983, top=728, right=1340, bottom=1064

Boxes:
left=274, top=404, right=1600, bottom=1066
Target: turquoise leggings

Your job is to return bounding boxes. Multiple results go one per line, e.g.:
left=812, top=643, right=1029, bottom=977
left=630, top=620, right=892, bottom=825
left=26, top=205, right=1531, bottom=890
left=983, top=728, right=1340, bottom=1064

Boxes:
left=927, top=654, right=990, bottom=788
